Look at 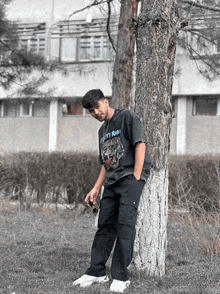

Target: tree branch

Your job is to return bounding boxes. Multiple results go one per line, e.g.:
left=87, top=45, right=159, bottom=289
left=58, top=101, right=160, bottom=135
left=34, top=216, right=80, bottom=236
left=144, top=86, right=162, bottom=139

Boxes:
left=107, top=0, right=116, bottom=52
left=68, top=0, right=109, bottom=19
left=180, top=0, right=220, bottom=13
left=186, top=42, right=220, bottom=80
left=189, top=30, right=217, bottom=46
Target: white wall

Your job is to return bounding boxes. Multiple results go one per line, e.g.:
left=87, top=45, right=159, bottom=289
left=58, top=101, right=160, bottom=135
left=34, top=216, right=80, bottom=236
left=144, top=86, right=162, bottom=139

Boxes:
left=5, top=0, right=119, bottom=23
left=173, top=47, right=220, bottom=96
left=41, top=63, right=114, bottom=98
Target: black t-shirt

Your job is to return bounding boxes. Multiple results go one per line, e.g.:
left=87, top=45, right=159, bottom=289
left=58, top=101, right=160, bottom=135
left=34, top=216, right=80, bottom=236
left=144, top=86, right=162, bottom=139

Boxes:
left=98, top=109, right=151, bottom=185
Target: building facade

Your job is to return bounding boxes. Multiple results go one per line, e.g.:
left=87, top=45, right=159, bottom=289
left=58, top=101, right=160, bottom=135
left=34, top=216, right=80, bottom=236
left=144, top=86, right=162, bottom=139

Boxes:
left=0, top=0, right=220, bottom=155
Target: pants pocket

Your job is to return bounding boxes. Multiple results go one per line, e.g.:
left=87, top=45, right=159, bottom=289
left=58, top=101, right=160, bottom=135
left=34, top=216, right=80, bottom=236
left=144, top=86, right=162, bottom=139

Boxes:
left=118, top=197, right=138, bottom=228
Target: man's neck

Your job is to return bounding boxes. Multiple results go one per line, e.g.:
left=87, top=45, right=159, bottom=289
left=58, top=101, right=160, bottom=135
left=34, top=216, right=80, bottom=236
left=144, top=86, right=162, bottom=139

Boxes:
left=105, top=107, right=115, bottom=122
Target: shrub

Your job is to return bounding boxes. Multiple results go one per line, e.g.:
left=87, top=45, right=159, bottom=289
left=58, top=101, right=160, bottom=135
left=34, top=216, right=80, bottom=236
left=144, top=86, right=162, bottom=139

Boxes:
left=0, top=152, right=100, bottom=206
left=169, top=155, right=220, bottom=214
left=1, top=152, right=220, bottom=212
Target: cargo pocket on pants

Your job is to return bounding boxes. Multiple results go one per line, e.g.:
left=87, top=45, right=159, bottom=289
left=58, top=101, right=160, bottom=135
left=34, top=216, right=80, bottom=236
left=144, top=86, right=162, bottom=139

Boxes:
left=118, top=197, right=139, bottom=228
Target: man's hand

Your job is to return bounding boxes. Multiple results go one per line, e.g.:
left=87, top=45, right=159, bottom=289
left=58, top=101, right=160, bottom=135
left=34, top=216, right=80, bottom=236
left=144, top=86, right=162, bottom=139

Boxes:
left=133, top=172, right=141, bottom=180
left=85, top=187, right=100, bottom=206
left=85, top=165, right=106, bottom=207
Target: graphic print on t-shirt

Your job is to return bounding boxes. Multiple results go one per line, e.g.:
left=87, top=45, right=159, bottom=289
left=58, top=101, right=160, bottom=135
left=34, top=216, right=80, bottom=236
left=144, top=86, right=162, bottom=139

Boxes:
left=100, top=131, right=124, bottom=170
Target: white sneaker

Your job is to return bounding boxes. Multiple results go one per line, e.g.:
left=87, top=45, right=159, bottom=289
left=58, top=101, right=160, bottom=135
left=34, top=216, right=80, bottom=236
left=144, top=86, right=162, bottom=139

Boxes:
left=73, top=274, right=109, bottom=287
left=110, top=279, right=131, bottom=292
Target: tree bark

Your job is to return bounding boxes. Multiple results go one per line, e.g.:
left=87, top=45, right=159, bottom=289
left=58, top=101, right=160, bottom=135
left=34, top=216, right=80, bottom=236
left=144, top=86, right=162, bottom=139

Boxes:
left=111, top=0, right=138, bottom=109
left=133, top=0, right=179, bottom=275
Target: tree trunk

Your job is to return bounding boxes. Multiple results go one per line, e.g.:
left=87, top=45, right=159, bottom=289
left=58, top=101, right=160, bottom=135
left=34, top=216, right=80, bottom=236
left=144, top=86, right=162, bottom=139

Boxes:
left=133, top=0, right=179, bottom=275
left=111, top=0, right=138, bottom=109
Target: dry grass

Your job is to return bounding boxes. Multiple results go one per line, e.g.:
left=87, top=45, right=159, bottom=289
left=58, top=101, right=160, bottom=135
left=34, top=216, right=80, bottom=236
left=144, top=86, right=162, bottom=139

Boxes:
left=168, top=205, right=220, bottom=256
left=0, top=203, right=95, bottom=294
left=0, top=202, right=220, bottom=294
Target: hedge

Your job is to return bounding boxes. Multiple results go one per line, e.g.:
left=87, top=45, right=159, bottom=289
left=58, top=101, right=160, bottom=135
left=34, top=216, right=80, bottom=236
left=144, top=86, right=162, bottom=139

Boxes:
left=0, top=152, right=100, bottom=206
left=169, top=155, right=220, bottom=213
left=0, top=152, right=220, bottom=212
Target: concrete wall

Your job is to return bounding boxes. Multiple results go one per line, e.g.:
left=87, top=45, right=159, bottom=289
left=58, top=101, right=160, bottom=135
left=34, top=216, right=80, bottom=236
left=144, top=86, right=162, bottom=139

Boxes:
left=186, top=97, right=220, bottom=154
left=56, top=100, right=101, bottom=153
left=173, top=47, right=220, bottom=96
left=0, top=117, right=49, bottom=152
left=57, top=116, right=101, bottom=153
left=0, top=99, right=50, bottom=153
left=39, top=63, right=114, bottom=98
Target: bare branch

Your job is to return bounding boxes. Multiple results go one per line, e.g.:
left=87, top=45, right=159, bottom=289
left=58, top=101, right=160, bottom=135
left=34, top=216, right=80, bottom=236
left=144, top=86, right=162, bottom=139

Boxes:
left=0, top=39, right=12, bottom=52
left=189, top=30, right=217, bottom=46
left=107, top=0, right=116, bottom=52
left=68, top=0, right=109, bottom=19
left=180, top=0, right=220, bottom=13
left=186, top=42, right=220, bottom=80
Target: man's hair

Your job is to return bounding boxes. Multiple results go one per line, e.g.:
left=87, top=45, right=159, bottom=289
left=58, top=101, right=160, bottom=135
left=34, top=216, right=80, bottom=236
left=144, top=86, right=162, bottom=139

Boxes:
left=82, top=89, right=105, bottom=109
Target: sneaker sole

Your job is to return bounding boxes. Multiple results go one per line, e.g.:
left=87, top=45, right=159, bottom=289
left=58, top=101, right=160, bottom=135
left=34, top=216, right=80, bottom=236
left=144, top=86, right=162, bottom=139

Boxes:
left=110, top=280, right=130, bottom=292
left=73, top=276, right=109, bottom=287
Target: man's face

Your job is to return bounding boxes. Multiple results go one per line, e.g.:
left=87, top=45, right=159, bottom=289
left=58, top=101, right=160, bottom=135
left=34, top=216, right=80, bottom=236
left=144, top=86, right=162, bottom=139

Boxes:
left=88, top=99, right=109, bottom=122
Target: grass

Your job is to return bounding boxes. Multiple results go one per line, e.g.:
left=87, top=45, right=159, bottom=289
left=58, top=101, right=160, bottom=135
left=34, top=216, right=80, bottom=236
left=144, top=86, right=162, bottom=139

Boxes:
left=0, top=200, right=220, bottom=294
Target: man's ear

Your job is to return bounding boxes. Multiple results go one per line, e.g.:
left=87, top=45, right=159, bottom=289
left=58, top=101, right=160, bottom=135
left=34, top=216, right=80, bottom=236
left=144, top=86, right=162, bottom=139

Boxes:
left=104, top=98, right=109, bottom=106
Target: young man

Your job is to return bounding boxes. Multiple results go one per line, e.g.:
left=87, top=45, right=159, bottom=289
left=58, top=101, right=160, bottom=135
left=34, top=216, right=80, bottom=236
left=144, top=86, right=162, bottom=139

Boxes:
left=73, top=89, right=151, bottom=293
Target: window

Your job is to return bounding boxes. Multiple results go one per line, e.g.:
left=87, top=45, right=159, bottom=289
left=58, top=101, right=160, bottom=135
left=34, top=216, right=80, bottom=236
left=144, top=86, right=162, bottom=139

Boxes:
left=171, top=96, right=176, bottom=118
left=79, top=35, right=110, bottom=61
left=17, top=23, right=46, bottom=55
left=20, top=101, right=33, bottom=117
left=67, top=101, right=83, bottom=115
left=193, top=96, right=219, bottom=116
left=0, top=100, right=8, bottom=117
left=61, top=35, right=112, bottom=63
left=63, top=101, right=90, bottom=116
left=56, top=18, right=118, bottom=63
left=61, top=38, right=77, bottom=62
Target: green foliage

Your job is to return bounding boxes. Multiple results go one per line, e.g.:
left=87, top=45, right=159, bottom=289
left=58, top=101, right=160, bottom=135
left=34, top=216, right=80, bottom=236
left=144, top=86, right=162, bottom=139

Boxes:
left=0, top=152, right=100, bottom=205
left=0, top=2, right=62, bottom=96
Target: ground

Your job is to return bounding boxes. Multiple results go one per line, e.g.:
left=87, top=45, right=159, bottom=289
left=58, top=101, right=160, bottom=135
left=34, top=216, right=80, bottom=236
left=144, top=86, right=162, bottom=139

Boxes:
left=0, top=201, right=220, bottom=294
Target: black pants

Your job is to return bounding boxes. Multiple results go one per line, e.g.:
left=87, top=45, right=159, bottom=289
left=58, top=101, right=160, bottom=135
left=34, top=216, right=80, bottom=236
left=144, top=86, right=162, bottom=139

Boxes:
left=85, top=174, right=145, bottom=281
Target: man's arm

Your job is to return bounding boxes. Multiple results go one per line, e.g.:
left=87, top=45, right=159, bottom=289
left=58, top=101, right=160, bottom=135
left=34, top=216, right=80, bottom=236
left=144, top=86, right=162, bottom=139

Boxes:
left=133, top=142, right=146, bottom=180
left=85, top=165, right=106, bottom=206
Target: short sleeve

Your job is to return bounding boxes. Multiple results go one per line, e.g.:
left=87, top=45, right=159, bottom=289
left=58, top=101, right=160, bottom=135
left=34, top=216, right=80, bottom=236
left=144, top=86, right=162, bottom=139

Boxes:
left=124, top=111, right=146, bottom=146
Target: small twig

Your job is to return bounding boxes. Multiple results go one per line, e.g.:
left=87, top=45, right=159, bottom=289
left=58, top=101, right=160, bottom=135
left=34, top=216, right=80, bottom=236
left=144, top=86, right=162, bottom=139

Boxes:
left=185, top=41, right=220, bottom=79
left=68, top=0, right=109, bottom=20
